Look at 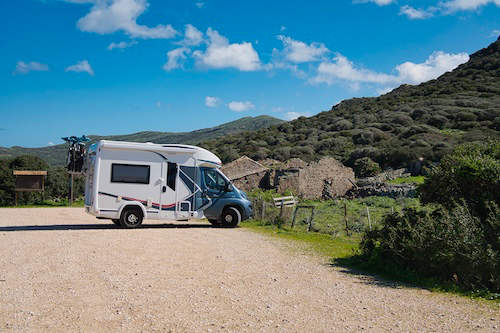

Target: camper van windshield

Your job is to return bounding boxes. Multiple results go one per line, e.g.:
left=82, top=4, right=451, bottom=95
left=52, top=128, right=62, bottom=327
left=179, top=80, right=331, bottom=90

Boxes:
left=202, top=168, right=228, bottom=192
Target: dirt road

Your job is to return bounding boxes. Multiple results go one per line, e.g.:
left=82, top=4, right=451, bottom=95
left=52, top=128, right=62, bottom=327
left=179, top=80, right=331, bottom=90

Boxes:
left=0, top=208, right=497, bottom=332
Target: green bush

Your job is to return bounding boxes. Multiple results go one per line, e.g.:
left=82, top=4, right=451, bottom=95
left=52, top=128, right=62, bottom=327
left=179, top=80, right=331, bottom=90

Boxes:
left=360, top=142, right=500, bottom=293
left=361, top=202, right=499, bottom=292
left=353, top=157, right=381, bottom=178
left=419, top=141, right=500, bottom=218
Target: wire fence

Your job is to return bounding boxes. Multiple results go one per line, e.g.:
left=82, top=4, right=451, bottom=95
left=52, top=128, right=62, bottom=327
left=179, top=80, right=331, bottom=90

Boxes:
left=250, top=196, right=413, bottom=236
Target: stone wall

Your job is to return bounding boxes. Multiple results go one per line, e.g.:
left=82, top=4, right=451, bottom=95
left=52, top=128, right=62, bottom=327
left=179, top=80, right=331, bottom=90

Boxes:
left=276, top=157, right=355, bottom=200
left=231, top=171, right=270, bottom=192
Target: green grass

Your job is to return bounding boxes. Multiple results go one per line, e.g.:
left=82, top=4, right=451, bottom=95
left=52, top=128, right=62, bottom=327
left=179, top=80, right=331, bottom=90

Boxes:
left=241, top=219, right=359, bottom=259
left=388, top=176, right=425, bottom=185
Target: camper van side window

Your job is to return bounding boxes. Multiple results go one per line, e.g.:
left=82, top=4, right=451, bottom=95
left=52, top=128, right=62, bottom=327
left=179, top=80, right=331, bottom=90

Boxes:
left=111, top=164, right=150, bottom=184
left=167, top=162, right=177, bottom=191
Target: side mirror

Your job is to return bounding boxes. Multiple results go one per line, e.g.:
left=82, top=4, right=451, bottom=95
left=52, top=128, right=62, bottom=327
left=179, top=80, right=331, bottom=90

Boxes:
left=225, top=184, right=233, bottom=192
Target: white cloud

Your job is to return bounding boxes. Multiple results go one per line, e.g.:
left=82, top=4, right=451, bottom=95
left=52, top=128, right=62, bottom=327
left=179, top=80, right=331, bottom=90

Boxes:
left=48, top=141, right=55, bottom=146
left=311, top=51, right=469, bottom=86
left=280, top=25, right=286, bottom=32
left=14, top=61, right=49, bottom=75
left=205, top=96, right=219, bottom=108
left=355, top=0, right=395, bottom=6
left=195, top=2, right=204, bottom=8
left=277, top=35, right=329, bottom=63
left=65, top=60, right=95, bottom=75
left=285, top=111, right=310, bottom=120
left=311, top=53, right=397, bottom=85
left=491, top=29, right=500, bottom=37
left=177, top=24, right=203, bottom=46
left=399, top=5, right=434, bottom=19
left=73, top=0, right=177, bottom=39
left=163, top=47, right=190, bottom=71
left=376, top=86, right=396, bottom=95
left=396, top=51, right=469, bottom=84
left=107, top=40, right=137, bottom=50
left=228, top=101, right=255, bottom=112
left=440, top=0, right=500, bottom=12
left=193, top=28, right=261, bottom=71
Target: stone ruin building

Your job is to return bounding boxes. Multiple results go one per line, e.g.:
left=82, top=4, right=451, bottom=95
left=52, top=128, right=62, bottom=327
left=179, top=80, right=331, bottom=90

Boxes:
left=221, top=156, right=355, bottom=200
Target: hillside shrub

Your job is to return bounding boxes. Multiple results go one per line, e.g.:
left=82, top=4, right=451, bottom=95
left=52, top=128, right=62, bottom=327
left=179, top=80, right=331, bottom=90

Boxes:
left=353, top=157, right=381, bottom=178
left=361, top=203, right=499, bottom=292
left=361, top=141, right=500, bottom=292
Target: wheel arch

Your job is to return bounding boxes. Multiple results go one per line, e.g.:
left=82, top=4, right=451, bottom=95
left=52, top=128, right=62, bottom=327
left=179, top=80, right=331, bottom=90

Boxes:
left=118, top=202, right=147, bottom=220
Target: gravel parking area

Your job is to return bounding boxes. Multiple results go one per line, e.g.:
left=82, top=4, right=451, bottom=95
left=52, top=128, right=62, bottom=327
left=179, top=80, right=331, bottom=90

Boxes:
left=0, top=208, right=498, bottom=332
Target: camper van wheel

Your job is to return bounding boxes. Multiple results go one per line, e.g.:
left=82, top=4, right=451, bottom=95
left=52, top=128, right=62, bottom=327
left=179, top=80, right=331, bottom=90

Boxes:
left=112, top=219, right=120, bottom=226
left=221, top=207, right=241, bottom=228
left=120, top=207, right=143, bottom=228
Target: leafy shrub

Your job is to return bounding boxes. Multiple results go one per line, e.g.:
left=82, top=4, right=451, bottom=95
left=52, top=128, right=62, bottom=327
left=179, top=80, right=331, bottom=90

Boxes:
left=361, top=203, right=499, bottom=292
left=353, top=157, right=381, bottom=178
left=419, top=141, right=500, bottom=217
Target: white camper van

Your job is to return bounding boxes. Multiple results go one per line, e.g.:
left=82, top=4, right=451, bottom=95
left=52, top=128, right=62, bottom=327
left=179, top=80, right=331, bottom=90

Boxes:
left=84, top=140, right=253, bottom=228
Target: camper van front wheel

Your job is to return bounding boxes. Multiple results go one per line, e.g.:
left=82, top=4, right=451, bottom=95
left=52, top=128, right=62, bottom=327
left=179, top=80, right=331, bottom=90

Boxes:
left=120, top=207, right=143, bottom=228
left=221, top=207, right=241, bottom=228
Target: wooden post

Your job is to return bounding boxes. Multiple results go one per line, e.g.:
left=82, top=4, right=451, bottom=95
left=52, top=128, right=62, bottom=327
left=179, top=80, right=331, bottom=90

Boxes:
left=15, top=192, right=18, bottom=206
left=291, top=207, right=298, bottom=228
left=307, top=207, right=315, bottom=232
left=279, top=198, right=284, bottom=218
left=344, top=201, right=350, bottom=236
left=391, top=206, right=394, bottom=214
left=366, top=206, right=372, bottom=231
left=261, top=200, right=265, bottom=220
left=69, top=173, right=74, bottom=206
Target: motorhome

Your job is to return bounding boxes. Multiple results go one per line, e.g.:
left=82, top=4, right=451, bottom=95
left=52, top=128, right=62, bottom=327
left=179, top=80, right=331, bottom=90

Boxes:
left=84, top=140, right=252, bottom=228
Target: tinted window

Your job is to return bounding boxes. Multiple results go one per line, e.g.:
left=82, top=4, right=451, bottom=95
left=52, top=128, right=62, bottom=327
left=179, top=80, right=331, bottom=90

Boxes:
left=167, top=162, right=177, bottom=190
left=203, top=168, right=227, bottom=191
left=111, top=164, right=150, bottom=184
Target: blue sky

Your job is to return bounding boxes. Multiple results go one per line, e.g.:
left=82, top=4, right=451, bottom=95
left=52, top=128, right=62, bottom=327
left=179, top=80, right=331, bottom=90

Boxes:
left=1, top=0, right=499, bottom=147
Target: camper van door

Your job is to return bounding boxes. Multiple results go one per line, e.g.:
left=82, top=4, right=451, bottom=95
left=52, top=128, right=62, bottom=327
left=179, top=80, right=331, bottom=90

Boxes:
left=159, top=161, right=178, bottom=220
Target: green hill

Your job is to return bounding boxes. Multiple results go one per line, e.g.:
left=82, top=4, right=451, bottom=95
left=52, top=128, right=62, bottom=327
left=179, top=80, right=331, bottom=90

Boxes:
left=201, top=37, right=500, bottom=170
left=0, top=115, right=284, bottom=166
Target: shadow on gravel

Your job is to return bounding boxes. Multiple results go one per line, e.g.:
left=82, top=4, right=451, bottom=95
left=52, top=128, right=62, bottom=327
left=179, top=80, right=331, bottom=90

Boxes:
left=327, top=258, right=424, bottom=291
left=0, top=223, right=214, bottom=232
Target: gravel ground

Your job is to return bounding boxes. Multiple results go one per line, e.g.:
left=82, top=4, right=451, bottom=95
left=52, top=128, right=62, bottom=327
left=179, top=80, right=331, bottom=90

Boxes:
left=0, top=208, right=498, bottom=332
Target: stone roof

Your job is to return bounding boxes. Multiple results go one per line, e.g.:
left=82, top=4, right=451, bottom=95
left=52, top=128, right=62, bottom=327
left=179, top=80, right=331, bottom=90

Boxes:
left=221, top=156, right=268, bottom=180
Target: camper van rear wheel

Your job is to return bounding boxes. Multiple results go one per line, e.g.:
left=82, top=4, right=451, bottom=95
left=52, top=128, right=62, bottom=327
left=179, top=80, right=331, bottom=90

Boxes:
left=120, top=207, right=143, bottom=228
left=221, top=207, right=241, bottom=228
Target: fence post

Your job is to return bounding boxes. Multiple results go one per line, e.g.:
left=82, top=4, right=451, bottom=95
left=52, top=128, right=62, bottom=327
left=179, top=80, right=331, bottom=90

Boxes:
left=307, top=207, right=315, bottom=232
left=344, top=201, right=350, bottom=236
left=291, top=207, right=298, bottom=228
left=279, top=198, right=284, bottom=218
left=261, top=200, right=266, bottom=220
left=366, top=206, right=372, bottom=231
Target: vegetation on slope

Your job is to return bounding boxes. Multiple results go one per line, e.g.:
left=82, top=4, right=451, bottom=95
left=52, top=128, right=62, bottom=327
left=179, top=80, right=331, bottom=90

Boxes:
left=202, top=37, right=500, bottom=171
left=0, top=115, right=284, bottom=167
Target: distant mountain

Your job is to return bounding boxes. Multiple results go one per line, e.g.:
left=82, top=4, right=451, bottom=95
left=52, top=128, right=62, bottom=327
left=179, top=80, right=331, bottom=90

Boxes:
left=0, top=115, right=284, bottom=166
left=201, top=37, right=500, bottom=170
